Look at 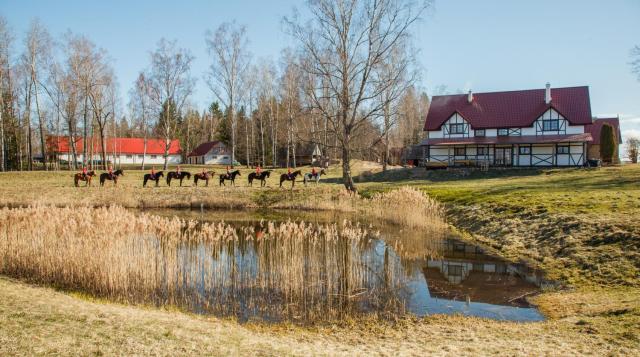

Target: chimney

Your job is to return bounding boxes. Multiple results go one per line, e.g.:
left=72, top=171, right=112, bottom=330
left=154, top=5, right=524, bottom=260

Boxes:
left=545, top=82, right=551, bottom=104
left=467, top=90, right=473, bottom=103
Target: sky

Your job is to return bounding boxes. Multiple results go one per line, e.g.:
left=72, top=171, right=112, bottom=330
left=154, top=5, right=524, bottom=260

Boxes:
left=2, top=0, right=639, bottom=154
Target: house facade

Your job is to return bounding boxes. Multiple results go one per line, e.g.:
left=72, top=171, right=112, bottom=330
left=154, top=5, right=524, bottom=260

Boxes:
left=420, top=84, right=597, bottom=167
left=186, top=141, right=235, bottom=165
left=48, top=136, right=182, bottom=165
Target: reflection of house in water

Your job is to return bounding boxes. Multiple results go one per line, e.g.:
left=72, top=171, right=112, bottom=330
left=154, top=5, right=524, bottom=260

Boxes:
left=423, top=239, right=544, bottom=307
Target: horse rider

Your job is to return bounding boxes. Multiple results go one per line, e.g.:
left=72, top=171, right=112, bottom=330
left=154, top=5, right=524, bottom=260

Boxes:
left=201, top=167, right=207, bottom=178
left=311, top=166, right=318, bottom=178
left=81, top=165, right=88, bottom=179
left=176, top=165, right=181, bottom=175
left=287, top=167, right=293, bottom=180
left=108, top=165, right=114, bottom=180
left=226, top=165, right=231, bottom=179
left=256, top=165, right=262, bottom=176
left=150, top=166, right=156, bottom=180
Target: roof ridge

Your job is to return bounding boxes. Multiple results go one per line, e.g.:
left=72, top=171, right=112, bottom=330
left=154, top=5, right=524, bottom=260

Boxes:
left=431, top=85, right=589, bottom=99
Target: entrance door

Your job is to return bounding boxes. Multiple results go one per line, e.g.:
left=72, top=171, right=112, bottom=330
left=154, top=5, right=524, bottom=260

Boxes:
left=495, top=147, right=512, bottom=166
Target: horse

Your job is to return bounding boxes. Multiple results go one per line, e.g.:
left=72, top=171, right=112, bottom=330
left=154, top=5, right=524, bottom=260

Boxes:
left=219, top=170, right=241, bottom=186
left=166, top=171, right=191, bottom=187
left=100, top=169, right=124, bottom=186
left=279, top=170, right=302, bottom=188
left=194, top=171, right=215, bottom=187
left=143, top=171, right=164, bottom=187
left=73, top=171, right=96, bottom=187
left=248, top=170, right=271, bottom=187
left=303, top=169, right=326, bottom=186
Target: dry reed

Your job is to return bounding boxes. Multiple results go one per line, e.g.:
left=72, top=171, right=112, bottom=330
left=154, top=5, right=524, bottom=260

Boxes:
left=0, top=205, right=413, bottom=322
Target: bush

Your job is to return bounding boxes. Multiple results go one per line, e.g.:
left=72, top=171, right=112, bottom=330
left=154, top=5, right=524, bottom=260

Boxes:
left=600, top=124, right=617, bottom=164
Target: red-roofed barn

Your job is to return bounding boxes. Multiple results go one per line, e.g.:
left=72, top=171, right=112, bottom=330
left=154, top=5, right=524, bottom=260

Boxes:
left=419, top=84, right=618, bottom=167
left=186, top=141, right=233, bottom=165
left=47, top=136, right=182, bottom=165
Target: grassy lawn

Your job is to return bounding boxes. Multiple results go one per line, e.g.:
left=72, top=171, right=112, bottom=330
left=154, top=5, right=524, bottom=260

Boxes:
left=0, top=163, right=639, bottom=354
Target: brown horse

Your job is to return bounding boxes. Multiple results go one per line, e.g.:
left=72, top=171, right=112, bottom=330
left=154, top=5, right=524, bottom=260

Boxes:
left=143, top=171, right=164, bottom=187
left=279, top=170, right=301, bottom=188
left=100, top=169, right=124, bottom=186
left=74, top=171, right=96, bottom=187
left=166, top=171, right=191, bottom=186
left=248, top=170, right=271, bottom=187
left=194, top=171, right=215, bottom=186
left=219, top=170, right=241, bottom=186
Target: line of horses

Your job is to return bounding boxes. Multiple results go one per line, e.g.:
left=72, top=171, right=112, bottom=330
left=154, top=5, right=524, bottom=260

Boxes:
left=73, top=168, right=326, bottom=188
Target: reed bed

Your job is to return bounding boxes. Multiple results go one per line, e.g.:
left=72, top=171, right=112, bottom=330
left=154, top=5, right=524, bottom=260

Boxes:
left=365, top=186, right=446, bottom=230
left=0, top=205, right=412, bottom=322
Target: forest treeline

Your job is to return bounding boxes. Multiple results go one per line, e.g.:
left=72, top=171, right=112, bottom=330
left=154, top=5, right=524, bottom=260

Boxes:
left=0, top=0, right=432, bottom=191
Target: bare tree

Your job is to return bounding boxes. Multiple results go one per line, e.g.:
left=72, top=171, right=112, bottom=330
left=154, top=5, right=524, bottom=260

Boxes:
left=88, top=69, right=115, bottom=169
left=626, top=136, right=639, bottom=164
left=145, top=38, right=194, bottom=170
left=0, top=16, right=12, bottom=172
left=129, top=72, right=151, bottom=169
left=286, top=0, right=430, bottom=191
left=24, top=20, right=53, bottom=170
left=280, top=49, right=301, bottom=168
left=205, top=22, right=251, bottom=167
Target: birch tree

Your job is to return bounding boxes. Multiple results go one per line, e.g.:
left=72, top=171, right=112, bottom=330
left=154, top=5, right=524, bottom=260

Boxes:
left=205, top=22, right=251, bottom=167
left=24, top=20, right=52, bottom=169
left=129, top=73, right=151, bottom=169
left=145, top=38, right=194, bottom=170
left=286, top=0, right=430, bottom=191
left=0, top=17, right=12, bottom=172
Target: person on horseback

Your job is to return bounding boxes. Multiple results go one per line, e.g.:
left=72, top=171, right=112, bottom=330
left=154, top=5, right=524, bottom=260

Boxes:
left=150, top=166, right=156, bottom=180
left=311, top=166, right=317, bottom=178
left=226, top=165, right=231, bottom=179
left=287, top=167, right=293, bottom=180
left=201, top=167, right=207, bottom=178
left=176, top=165, right=181, bottom=175
left=108, top=165, right=114, bottom=180
left=81, top=166, right=88, bottom=180
left=256, top=165, right=262, bottom=176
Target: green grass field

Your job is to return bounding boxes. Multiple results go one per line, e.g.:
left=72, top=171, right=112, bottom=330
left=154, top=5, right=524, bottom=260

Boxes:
left=1, top=163, right=639, bottom=355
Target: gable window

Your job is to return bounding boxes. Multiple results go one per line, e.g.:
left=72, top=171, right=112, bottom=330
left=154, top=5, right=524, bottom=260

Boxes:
left=557, top=145, right=570, bottom=154
left=474, top=129, right=485, bottom=137
left=543, top=119, right=559, bottom=131
left=449, top=123, right=465, bottom=134
left=454, top=147, right=466, bottom=156
left=477, top=147, right=488, bottom=156
left=519, top=146, right=531, bottom=155
left=497, top=128, right=509, bottom=136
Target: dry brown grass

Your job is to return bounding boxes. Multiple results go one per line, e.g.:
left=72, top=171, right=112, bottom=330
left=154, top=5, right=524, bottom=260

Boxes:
left=1, top=276, right=636, bottom=356
left=0, top=205, right=423, bottom=322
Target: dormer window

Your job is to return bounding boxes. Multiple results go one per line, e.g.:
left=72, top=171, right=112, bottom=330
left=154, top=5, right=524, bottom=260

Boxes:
left=449, top=123, right=465, bottom=134
left=542, top=119, right=559, bottom=131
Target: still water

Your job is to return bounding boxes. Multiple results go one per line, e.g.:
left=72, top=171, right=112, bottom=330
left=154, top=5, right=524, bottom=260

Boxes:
left=144, top=208, right=547, bottom=323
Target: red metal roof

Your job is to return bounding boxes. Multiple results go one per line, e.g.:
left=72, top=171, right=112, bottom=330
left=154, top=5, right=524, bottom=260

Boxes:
left=424, top=86, right=593, bottom=130
left=585, top=118, right=622, bottom=145
left=187, top=141, right=227, bottom=157
left=420, top=133, right=593, bottom=146
left=47, top=136, right=182, bottom=155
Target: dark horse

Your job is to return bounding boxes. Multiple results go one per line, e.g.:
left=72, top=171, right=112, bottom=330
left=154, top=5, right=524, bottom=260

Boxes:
left=74, top=171, right=96, bottom=187
left=143, top=171, right=164, bottom=187
left=166, top=171, right=191, bottom=186
left=219, top=170, right=241, bottom=186
left=248, top=170, right=271, bottom=187
left=279, top=170, right=301, bottom=188
left=194, top=171, right=215, bottom=187
left=100, top=169, right=124, bottom=186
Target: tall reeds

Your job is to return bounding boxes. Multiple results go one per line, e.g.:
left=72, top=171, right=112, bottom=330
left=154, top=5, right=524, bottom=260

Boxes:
left=0, top=205, right=417, bottom=322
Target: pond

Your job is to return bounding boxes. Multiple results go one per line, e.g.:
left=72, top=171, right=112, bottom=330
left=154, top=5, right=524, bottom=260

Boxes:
left=143, top=208, right=548, bottom=323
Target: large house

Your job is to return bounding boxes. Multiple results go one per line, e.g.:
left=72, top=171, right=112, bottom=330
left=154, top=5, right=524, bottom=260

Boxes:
left=419, top=84, right=619, bottom=167
left=48, top=136, right=182, bottom=165
left=186, top=141, right=235, bottom=165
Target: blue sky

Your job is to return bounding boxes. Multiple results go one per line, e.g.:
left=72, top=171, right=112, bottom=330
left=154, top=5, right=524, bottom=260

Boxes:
left=2, top=0, right=639, bottom=150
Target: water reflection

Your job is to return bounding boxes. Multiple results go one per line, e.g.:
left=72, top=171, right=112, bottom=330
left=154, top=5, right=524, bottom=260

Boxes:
left=143, top=208, right=547, bottom=322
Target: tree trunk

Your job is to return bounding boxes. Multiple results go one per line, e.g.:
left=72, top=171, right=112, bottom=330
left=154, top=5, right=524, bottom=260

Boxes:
left=33, top=77, right=47, bottom=170
left=82, top=92, right=88, bottom=167
left=163, top=137, right=169, bottom=170
left=98, top=123, right=107, bottom=170
left=0, top=81, right=4, bottom=172
left=341, top=135, right=355, bottom=192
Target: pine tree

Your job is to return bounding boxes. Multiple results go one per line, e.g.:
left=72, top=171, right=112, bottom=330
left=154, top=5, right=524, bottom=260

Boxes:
left=215, top=107, right=232, bottom=145
left=600, top=123, right=616, bottom=164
